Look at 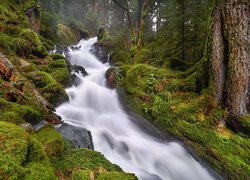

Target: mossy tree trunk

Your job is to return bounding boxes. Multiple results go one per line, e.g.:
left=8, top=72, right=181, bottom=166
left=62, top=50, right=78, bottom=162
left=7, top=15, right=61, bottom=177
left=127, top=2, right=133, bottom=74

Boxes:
left=137, top=0, right=148, bottom=49
left=211, top=0, right=249, bottom=130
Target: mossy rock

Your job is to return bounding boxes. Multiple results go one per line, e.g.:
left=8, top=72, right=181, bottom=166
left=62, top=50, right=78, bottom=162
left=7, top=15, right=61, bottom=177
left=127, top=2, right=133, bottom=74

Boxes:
left=0, top=98, right=44, bottom=125
left=96, top=171, right=137, bottom=180
left=72, top=170, right=137, bottom=180
left=0, top=121, right=28, bottom=178
left=97, top=27, right=112, bottom=42
left=55, top=148, right=122, bottom=176
left=56, top=24, right=79, bottom=45
left=24, top=162, right=56, bottom=180
left=50, top=53, right=66, bottom=61
left=238, top=116, right=250, bottom=135
left=27, top=71, right=69, bottom=105
left=33, top=125, right=64, bottom=159
left=112, top=50, right=130, bottom=64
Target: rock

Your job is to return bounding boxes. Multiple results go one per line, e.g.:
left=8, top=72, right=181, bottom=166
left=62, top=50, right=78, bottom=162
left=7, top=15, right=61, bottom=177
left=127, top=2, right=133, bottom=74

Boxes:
left=78, top=29, right=90, bottom=40
left=105, top=67, right=119, bottom=89
left=71, top=45, right=81, bottom=51
left=71, top=74, right=82, bottom=86
left=45, top=112, right=63, bottom=125
left=33, top=120, right=48, bottom=131
left=91, top=44, right=110, bottom=63
left=57, top=123, right=94, bottom=149
left=71, top=65, right=87, bottom=75
left=20, top=123, right=34, bottom=133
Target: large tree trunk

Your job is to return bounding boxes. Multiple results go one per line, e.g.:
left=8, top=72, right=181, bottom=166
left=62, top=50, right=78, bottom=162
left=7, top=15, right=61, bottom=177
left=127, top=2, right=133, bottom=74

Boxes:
left=211, top=3, right=225, bottom=106
left=211, top=0, right=249, bottom=130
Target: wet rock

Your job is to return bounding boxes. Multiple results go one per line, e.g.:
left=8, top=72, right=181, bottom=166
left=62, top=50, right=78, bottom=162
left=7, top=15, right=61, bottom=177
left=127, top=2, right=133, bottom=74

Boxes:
left=71, top=65, right=87, bottom=75
left=91, top=44, right=110, bottom=63
left=105, top=66, right=119, bottom=89
left=78, top=29, right=90, bottom=40
left=71, top=45, right=81, bottom=51
left=57, top=123, right=94, bottom=149
left=45, top=112, right=63, bottom=125
left=33, top=120, right=48, bottom=131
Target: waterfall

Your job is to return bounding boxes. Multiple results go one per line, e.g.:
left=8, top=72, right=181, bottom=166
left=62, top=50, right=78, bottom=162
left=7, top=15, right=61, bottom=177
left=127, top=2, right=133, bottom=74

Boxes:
left=56, top=37, right=215, bottom=180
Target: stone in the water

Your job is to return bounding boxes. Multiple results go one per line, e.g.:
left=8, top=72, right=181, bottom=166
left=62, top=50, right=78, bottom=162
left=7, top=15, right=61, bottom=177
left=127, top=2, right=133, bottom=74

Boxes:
left=71, top=65, right=88, bottom=75
left=57, top=123, right=94, bottom=149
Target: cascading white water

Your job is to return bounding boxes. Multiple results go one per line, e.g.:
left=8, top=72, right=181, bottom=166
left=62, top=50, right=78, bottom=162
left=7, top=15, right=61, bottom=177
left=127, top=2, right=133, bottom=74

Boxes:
left=56, top=38, right=215, bottom=180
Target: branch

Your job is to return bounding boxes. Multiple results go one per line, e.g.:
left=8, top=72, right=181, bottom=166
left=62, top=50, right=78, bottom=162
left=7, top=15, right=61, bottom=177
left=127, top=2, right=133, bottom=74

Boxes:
left=113, top=0, right=129, bottom=12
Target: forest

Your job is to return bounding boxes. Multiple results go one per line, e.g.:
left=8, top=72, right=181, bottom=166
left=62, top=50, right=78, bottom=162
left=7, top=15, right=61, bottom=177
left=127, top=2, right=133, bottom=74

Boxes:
left=0, top=0, right=249, bottom=179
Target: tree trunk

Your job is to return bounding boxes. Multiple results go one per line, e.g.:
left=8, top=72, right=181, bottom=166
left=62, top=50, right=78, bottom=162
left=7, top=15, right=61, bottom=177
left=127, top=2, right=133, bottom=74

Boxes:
left=137, top=0, right=148, bottom=49
left=223, top=0, right=249, bottom=128
left=211, top=0, right=249, bottom=130
left=211, top=2, right=225, bottom=106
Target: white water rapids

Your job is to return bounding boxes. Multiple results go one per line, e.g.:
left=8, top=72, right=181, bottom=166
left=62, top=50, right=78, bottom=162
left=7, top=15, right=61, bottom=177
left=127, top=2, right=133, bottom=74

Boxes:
left=56, top=38, right=215, bottom=180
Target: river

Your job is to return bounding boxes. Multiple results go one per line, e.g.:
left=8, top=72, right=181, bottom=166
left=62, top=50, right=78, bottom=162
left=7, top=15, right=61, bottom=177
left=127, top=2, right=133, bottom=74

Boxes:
left=56, top=37, right=215, bottom=180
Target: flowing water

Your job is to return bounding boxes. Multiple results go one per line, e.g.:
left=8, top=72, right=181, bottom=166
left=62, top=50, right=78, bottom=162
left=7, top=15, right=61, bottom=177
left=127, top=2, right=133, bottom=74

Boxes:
left=56, top=38, right=215, bottom=180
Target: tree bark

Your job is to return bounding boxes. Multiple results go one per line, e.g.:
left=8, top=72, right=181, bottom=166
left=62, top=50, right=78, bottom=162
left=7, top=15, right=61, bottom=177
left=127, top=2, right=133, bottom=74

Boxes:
left=223, top=0, right=249, bottom=128
left=211, top=0, right=249, bottom=130
left=211, top=2, right=225, bottom=106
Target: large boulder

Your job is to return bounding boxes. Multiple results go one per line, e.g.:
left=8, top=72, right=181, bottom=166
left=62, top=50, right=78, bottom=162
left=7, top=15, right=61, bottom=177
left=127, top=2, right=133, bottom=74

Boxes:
left=57, top=123, right=94, bottom=149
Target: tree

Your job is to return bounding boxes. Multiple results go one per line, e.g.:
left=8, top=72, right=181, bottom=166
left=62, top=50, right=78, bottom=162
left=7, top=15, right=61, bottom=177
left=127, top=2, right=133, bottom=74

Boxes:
left=211, top=0, right=249, bottom=130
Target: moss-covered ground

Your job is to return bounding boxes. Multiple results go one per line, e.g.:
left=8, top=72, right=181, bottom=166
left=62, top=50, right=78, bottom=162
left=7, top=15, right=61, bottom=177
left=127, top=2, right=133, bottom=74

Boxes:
left=115, top=49, right=250, bottom=179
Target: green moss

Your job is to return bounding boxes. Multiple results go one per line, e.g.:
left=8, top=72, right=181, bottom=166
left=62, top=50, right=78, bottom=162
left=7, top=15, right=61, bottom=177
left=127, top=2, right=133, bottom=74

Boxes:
left=134, top=49, right=151, bottom=64
left=33, top=125, right=64, bottom=159
left=0, top=121, right=28, bottom=179
left=0, top=98, right=44, bottom=125
left=27, top=71, right=69, bottom=105
left=96, top=171, right=137, bottom=180
left=72, top=169, right=92, bottom=179
left=24, top=162, right=56, bottom=180
left=55, top=148, right=122, bottom=176
left=56, top=24, right=79, bottom=45
left=97, top=27, right=112, bottom=42
left=50, top=53, right=66, bottom=60
left=238, top=116, right=250, bottom=134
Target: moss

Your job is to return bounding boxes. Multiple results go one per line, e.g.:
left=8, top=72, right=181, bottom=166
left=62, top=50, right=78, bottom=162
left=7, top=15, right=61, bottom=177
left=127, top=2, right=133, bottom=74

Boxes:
left=134, top=49, right=151, bottom=64
left=24, top=162, right=56, bottom=180
left=50, top=53, right=66, bottom=60
left=0, top=98, right=44, bottom=125
left=33, top=125, right=64, bottom=159
left=51, top=68, right=70, bottom=87
left=56, top=24, right=79, bottom=45
left=41, top=82, right=68, bottom=106
left=97, top=27, right=112, bottom=42
left=96, top=171, right=137, bottom=180
left=72, top=169, right=92, bottom=179
left=0, top=121, right=28, bottom=179
left=238, top=116, right=250, bottom=134
left=55, top=148, right=122, bottom=176
left=112, top=50, right=130, bottom=64
left=27, top=71, right=69, bottom=105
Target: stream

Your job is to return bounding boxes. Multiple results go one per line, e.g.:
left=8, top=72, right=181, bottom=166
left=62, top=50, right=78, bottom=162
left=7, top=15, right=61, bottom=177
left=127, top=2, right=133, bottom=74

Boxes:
left=56, top=37, right=216, bottom=180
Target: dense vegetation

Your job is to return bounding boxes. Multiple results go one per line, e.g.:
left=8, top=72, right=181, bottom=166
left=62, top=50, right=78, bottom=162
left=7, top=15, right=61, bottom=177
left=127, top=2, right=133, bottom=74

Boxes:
left=0, top=0, right=249, bottom=179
